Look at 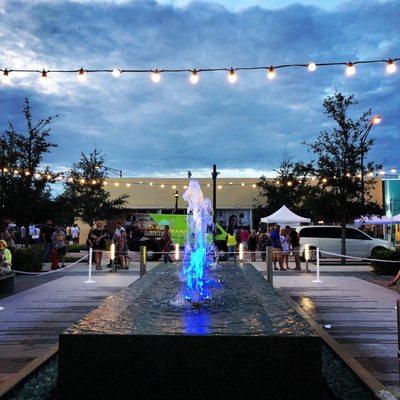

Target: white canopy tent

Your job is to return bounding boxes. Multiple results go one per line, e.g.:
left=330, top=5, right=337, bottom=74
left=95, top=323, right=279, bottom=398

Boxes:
left=260, top=205, right=311, bottom=226
left=354, top=214, right=400, bottom=226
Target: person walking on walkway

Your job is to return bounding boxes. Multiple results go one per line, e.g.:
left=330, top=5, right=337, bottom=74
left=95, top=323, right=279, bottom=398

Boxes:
left=162, top=225, right=173, bottom=263
left=226, top=226, right=238, bottom=263
left=71, top=224, right=80, bottom=244
left=116, top=229, right=129, bottom=269
left=247, top=229, right=257, bottom=261
left=91, top=221, right=107, bottom=270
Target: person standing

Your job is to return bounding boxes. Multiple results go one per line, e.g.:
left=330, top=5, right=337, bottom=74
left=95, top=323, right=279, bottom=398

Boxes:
left=29, top=223, right=39, bottom=245
left=71, top=224, right=80, bottom=244
left=113, top=222, right=125, bottom=240
left=116, top=229, right=129, bottom=269
left=20, top=225, right=28, bottom=247
left=0, top=240, right=12, bottom=273
left=41, top=220, right=55, bottom=262
left=258, top=229, right=268, bottom=262
left=247, top=229, right=257, bottom=261
left=240, top=227, right=250, bottom=250
left=51, top=226, right=67, bottom=269
left=280, top=228, right=289, bottom=271
left=286, top=225, right=302, bottom=271
left=91, top=221, right=107, bottom=270
left=162, top=225, right=173, bottom=263
left=0, top=218, right=15, bottom=254
left=270, top=224, right=283, bottom=270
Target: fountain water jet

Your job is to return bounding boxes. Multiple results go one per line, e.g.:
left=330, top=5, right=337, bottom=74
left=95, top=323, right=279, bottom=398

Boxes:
left=181, top=180, right=214, bottom=305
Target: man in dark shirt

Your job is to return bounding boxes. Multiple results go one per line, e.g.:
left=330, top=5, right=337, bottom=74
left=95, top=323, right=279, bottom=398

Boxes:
left=270, top=224, right=283, bottom=270
left=41, top=220, right=55, bottom=262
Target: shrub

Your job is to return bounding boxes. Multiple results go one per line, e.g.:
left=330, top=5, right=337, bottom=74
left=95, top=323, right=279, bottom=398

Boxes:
left=12, top=245, right=43, bottom=272
left=67, top=244, right=87, bottom=253
left=371, top=248, right=400, bottom=276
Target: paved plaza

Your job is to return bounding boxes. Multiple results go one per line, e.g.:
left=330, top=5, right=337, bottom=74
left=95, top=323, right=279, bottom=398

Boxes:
left=0, top=259, right=399, bottom=398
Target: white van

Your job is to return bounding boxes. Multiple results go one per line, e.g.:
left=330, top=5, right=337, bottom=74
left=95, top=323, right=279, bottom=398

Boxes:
left=296, top=225, right=392, bottom=260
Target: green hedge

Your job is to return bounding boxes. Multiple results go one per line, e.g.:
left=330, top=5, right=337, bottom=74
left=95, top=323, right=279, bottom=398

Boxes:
left=67, top=244, right=87, bottom=252
left=12, top=245, right=43, bottom=272
left=371, top=248, right=400, bottom=276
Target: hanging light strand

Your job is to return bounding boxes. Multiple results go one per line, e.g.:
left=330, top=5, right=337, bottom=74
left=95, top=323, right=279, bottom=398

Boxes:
left=1, top=57, right=398, bottom=81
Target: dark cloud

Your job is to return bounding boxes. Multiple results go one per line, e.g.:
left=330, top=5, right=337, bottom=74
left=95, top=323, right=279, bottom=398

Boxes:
left=0, top=0, right=399, bottom=176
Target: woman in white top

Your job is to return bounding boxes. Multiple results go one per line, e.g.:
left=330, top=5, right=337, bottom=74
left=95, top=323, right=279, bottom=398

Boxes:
left=280, top=228, right=290, bottom=271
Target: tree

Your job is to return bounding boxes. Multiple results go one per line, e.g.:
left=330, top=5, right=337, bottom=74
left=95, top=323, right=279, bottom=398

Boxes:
left=60, top=149, right=127, bottom=225
left=254, top=157, right=318, bottom=223
left=305, top=91, right=382, bottom=257
left=0, top=98, right=58, bottom=224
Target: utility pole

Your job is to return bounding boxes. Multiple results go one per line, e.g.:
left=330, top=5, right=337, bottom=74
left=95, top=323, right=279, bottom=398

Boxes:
left=211, top=164, right=219, bottom=225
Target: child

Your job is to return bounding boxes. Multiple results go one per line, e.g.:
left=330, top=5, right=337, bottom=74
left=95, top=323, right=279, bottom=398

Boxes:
left=0, top=240, right=12, bottom=273
left=116, top=230, right=129, bottom=270
left=247, top=229, right=257, bottom=262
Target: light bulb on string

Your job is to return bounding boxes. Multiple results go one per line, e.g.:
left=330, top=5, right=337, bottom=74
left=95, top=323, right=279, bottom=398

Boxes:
left=2, top=69, right=10, bottom=84
left=386, top=59, right=396, bottom=74
left=267, top=66, right=276, bottom=80
left=40, top=69, right=48, bottom=82
left=112, top=68, right=121, bottom=78
left=227, top=68, right=237, bottom=84
left=391, top=168, right=397, bottom=174
left=308, top=62, right=317, bottom=72
left=345, top=62, right=356, bottom=76
left=67, top=177, right=74, bottom=183
left=77, top=68, right=86, bottom=82
left=190, top=69, right=199, bottom=84
left=151, top=69, right=161, bottom=83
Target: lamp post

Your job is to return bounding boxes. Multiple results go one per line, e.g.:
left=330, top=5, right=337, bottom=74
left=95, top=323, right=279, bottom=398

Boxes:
left=174, top=190, right=179, bottom=213
left=360, top=115, right=382, bottom=212
left=211, top=164, right=220, bottom=225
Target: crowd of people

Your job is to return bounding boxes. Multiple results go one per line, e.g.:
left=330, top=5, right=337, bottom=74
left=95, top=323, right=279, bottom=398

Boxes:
left=0, top=217, right=81, bottom=271
left=224, top=215, right=302, bottom=270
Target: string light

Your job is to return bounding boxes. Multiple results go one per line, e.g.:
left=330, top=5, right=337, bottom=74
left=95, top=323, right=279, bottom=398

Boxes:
left=206, top=183, right=210, bottom=187
left=77, top=68, right=86, bottom=82
left=126, top=183, right=131, bottom=187
left=287, top=181, right=292, bottom=186
left=322, top=178, right=327, bottom=183
left=149, top=182, right=153, bottom=186
left=386, top=59, right=396, bottom=74
left=308, top=62, right=317, bottom=72
left=267, top=66, right=276, bottom=80
left=112, top=68, right=121, bottom=78
left=40, top=69, right=47, bottom=81
left=67, top=177, right=74, bottom=183
left=151, top=69, right=161, bottom=83
left=2, top=168, right=8, bottom=173
left=24, top=170, right=31, bottom=176
left=34, top=173, right=41, bottom=179
left=228, top=68, right=237, bottom=84
left=114, top=182, right=119, bottom=186
left=79, top=178, right=85, bottom=184
left=346, top=62, right=356, bottom=76
left=190, top=69, right=199, bottom=84
left=241, top=182, right=245, bottom=186
left=276, top=180, right=280, bottom=185
left=161, top=184, right=165, bottom=188
left=391, top=168, right=397, bottom=173
left=218, top=185, right=222, bottom=189
left=91, top=179, right=97, bottom=185
left=252, top=184, right=257, bottom=188
left=103, top=181, right=108, bottom=186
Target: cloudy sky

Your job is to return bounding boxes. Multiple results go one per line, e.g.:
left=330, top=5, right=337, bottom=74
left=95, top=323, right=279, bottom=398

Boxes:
left=0, top=0, right=398, bottom=178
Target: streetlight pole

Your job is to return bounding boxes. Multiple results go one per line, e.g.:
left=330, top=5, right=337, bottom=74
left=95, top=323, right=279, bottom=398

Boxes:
left=174, top=190, right=179, bottom=214
left=360, top=115, right=382, bottom=212
left=211, top=164, right=219, bottom=225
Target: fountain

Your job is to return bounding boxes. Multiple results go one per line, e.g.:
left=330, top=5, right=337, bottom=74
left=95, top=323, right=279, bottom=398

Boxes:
left=181, top=180, right=214, bottom=306
left=57, top=180, right=326, bottom=399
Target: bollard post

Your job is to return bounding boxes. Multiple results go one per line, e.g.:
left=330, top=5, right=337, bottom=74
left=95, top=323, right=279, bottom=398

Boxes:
left=239, top=243, right=244, bottom=263
left=397, top=299, right=400, bottom=358
left=140, top=246, right=147, bottom=277
left=266, top=246, right=273, bottom=286
left=84, top=247, right=96, bottom=284
left=312, top=247, right=324, bottom=283
left=304, top=243, right=310, bottom=273
left=109, top=243, right=116, bottom=273
left=175, top=244, right=180, bottom=261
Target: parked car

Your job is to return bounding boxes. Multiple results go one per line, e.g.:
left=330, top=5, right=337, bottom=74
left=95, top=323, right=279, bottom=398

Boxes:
left=296, top=225, right=393, bottom=260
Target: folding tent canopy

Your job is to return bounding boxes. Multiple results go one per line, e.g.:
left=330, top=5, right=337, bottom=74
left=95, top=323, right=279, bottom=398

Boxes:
left=354, top=215, right=400, bottom=225
left=260, top=205, right=311, bottom=226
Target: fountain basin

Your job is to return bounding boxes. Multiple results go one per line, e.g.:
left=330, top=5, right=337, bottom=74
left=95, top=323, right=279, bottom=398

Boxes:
left=58, top=263, right=324, bottom=399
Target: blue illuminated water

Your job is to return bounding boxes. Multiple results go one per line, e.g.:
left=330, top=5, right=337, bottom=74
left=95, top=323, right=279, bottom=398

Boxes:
left=181, top=180, right=214, bottom=303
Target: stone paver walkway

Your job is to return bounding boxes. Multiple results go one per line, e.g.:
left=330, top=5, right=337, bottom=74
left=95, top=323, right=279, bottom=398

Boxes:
left=0, top=263, right=142, bottom=390
left=271, top=273, right=400, bottom=398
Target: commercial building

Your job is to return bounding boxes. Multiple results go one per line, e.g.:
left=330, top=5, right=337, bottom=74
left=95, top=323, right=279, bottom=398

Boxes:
left=105, top=177, right=261, bottom=229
